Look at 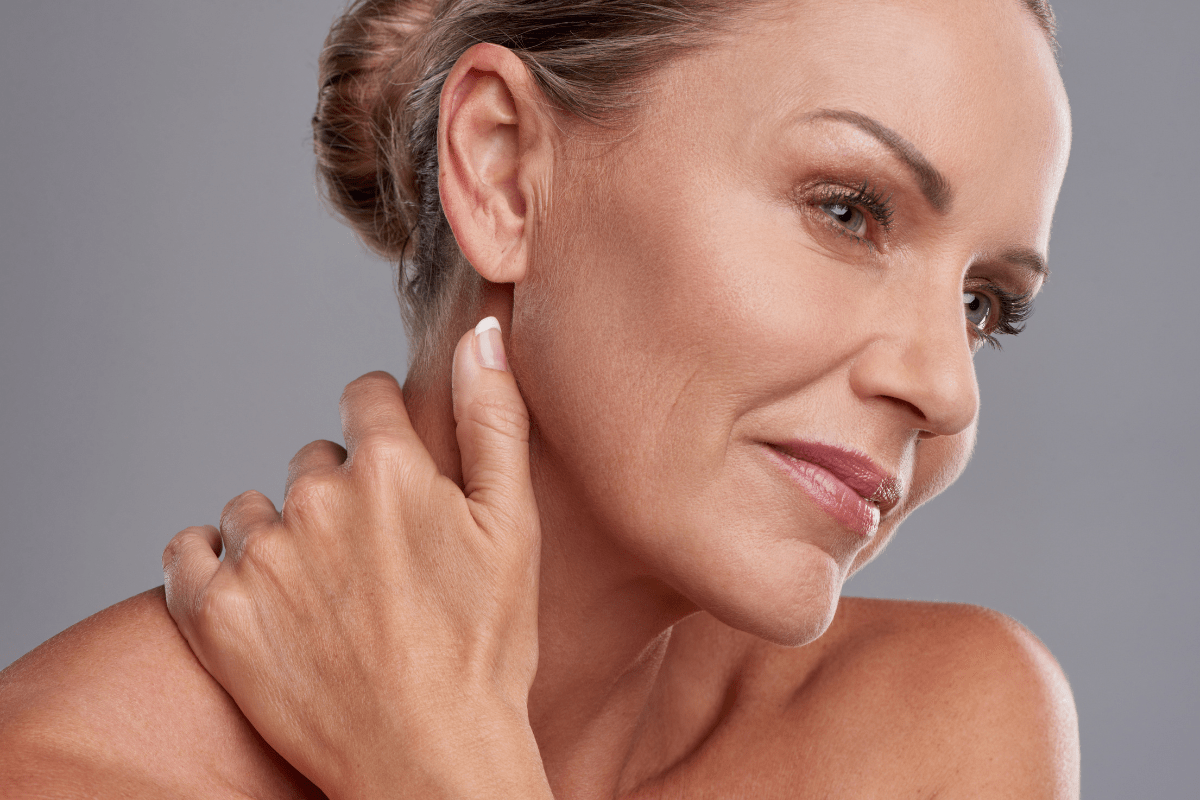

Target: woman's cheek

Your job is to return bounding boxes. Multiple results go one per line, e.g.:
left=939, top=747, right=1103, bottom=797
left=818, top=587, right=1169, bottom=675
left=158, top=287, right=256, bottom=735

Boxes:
left=910, top=420, right=980, bottom=509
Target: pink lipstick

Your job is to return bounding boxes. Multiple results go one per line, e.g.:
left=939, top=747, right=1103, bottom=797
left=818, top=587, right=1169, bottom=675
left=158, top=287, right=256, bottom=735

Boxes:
left=765, top=440, right=901, bottom=539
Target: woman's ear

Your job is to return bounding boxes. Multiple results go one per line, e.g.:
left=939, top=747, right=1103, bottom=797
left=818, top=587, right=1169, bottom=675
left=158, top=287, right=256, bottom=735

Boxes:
left=438, top=43, right=553, bottom=286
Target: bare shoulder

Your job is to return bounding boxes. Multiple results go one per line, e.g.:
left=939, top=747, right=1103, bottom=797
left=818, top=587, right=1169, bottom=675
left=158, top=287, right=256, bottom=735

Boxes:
left=816, top=597, right=1078, bottom=714
left=834, top=600, right=1075, bottom=741
left=0, top=587, right=323, bottom=799
left=783, top=598, right=1077, bottom=797
left=659, top=599, right=1079, bottom=799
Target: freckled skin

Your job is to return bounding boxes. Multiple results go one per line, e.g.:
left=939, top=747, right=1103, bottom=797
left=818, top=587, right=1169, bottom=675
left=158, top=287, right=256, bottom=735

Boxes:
left=0, top=1, right=1077, bottom=797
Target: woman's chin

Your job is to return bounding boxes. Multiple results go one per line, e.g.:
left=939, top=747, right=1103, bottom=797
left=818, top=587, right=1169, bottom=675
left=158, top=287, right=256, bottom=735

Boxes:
left=695, top=544, right=845, bottom=648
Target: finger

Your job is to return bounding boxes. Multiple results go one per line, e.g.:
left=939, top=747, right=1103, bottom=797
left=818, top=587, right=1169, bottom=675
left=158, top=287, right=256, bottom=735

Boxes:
left=162, top=525, right=222, bottom=630
left=339, top=371, right=435, bottom=471
left=451, top=317, right=538, bottom=542
left=285, top=439, right=347, bottom=500
left=219, top=490, right=281, bottom=562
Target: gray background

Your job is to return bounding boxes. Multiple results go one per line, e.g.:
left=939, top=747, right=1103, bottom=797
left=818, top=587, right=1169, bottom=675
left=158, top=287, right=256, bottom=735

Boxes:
left=1, top=1, right=1195, bottom=796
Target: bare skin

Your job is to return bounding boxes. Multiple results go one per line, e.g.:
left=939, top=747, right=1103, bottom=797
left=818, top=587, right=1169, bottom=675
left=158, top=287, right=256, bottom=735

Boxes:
left=0, top=590, right=1075, bottom=798
left=0, top=0, right=1078, bottom=797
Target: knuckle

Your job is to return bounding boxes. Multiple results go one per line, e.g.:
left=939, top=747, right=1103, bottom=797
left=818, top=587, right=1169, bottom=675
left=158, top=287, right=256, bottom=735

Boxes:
left=239, top=527, right=282, bottom=567
left=467, top=393, right=531, bottom=443
left=219, top=489, right=266, bottom=527
left=289, top=439, right=333, bottom=468
left=161, top=530, right=189, bottom=570
left=351, top=433, right=411, bottom=475
left=359, top=369, right=398, bottom=386
left=340, top=371, right=398, bottom=409
left=475, top=490, right=538, bottom=537
left=162, top=525, right=213, bottom=571
left=284, top=470, right=339, bottom=518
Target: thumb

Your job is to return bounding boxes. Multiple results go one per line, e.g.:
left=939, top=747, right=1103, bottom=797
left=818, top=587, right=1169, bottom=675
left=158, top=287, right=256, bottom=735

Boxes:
left=451, top=316, right=538, bottom=541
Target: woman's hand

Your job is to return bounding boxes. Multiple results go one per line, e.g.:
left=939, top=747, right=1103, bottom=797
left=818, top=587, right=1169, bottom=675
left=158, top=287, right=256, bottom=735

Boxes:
left=162, top=319, right=552, bottom=799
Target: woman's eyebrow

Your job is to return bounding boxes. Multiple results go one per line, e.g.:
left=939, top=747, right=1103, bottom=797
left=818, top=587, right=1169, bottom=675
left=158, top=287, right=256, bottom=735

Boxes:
left=997, top=247, right=1050, bottom=279
left=801, top=108, right=953, bottom=214
left=800, top=110, right=1049, bottom=279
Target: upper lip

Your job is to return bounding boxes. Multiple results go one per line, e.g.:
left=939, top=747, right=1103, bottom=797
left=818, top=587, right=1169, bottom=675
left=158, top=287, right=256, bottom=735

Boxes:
left=767, top=440, right=902, bottom=515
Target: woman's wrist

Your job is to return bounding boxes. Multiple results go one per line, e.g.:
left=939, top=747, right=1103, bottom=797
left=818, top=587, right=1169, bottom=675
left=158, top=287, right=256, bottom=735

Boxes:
left=331, top=704, right=552, bottom=800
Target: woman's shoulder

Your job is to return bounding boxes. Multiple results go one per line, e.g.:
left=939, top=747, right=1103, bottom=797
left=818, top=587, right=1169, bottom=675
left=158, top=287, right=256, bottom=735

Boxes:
left=661, top=599, right=1079, bottom=798
left=769, top=598, right=1077, bottom=795
left=809, top=595, right=1075, bottom=692
left=0, top=587, right=323, bottom=799
left=798, top=598, right=1078, bottom=733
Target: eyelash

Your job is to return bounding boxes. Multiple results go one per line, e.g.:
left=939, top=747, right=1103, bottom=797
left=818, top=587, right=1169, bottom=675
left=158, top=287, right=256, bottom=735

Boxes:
left=971, top=282, right=1035, bottom=350
left=807, top=183, right=1034, bottom=349
left=812, top=181, right=895, bottom=246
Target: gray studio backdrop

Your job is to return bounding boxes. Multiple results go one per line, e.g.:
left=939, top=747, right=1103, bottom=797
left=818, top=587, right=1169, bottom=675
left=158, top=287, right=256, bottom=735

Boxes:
left=1, top=2, right=1196, bottom=797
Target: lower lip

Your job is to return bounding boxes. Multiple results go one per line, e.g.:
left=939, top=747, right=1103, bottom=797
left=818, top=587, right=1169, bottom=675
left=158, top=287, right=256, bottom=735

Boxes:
left=766, top=447, right=880, bottom=539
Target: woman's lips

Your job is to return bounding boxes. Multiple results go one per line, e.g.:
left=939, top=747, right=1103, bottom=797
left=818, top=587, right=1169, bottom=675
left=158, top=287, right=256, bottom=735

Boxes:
left=764, top=440, right=902, bottom=539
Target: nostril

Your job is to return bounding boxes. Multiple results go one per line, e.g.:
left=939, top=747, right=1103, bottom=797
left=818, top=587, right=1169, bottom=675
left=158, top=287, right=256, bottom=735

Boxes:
left=883, top=395, right=926, bottom=424
left=848, top=333, right=979, bottom=437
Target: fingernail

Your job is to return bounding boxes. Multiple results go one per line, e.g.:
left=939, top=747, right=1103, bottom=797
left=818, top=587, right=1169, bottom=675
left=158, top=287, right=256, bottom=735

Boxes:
left=475, top=316, right=508, bottom=371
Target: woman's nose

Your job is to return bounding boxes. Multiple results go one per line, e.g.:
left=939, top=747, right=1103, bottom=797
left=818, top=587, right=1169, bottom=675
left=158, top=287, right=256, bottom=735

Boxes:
left=848, top=291, right=980, bottom=437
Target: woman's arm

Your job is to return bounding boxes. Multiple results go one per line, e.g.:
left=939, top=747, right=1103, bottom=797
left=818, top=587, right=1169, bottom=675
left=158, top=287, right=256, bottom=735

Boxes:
left=163, top=320, right=554, bottom=799
left=0, top=588, right=325, bottom=799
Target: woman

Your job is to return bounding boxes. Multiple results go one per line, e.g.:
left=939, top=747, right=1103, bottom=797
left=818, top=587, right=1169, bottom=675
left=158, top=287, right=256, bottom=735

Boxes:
left=0, top=0, right=1077, bottom=796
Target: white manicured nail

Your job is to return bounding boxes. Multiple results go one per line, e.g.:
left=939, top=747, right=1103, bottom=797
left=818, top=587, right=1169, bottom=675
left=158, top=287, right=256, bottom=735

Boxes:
left=475, top=316, right=507, bottom=371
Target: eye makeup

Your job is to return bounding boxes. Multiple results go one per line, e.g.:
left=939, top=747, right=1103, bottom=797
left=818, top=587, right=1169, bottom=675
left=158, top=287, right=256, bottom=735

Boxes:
left=785, top=136, right=1040, bottom=349
left=795, top=178, right=896, bottom=251
left=801, top=178, right=1038, bottom=348
left=815, top=180, right=894, bottom=229
left=966, top=281, right=1034, bottom=349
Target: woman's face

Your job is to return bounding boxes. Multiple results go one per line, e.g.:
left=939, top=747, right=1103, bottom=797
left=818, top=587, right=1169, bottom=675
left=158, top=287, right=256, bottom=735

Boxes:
left=511, top=0, right=1070, bottom=644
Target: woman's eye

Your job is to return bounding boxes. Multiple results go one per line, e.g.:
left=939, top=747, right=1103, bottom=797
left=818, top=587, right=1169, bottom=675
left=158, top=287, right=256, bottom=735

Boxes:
left=821, top=202, right=867, bottom=236
left=963, top=291, right=992, bottom=330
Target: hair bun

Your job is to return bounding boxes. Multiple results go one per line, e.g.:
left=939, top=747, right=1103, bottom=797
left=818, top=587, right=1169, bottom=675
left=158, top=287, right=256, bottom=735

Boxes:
left=312, top=0, right=434, bottom=261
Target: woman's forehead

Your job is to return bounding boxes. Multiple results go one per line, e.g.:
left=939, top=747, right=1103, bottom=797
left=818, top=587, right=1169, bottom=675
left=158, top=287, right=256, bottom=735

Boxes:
left=638, top=0, right=1071, bottom=242
left=683, top=0, right=1066, bottom=142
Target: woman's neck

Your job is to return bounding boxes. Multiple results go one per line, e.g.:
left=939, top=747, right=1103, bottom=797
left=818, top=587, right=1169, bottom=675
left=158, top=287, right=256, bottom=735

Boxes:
left=403, top=365, right=702, bottom=798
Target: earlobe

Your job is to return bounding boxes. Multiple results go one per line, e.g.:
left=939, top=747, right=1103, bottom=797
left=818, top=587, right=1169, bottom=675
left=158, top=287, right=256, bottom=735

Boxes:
left=438, top=43, right=548, bottom=286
